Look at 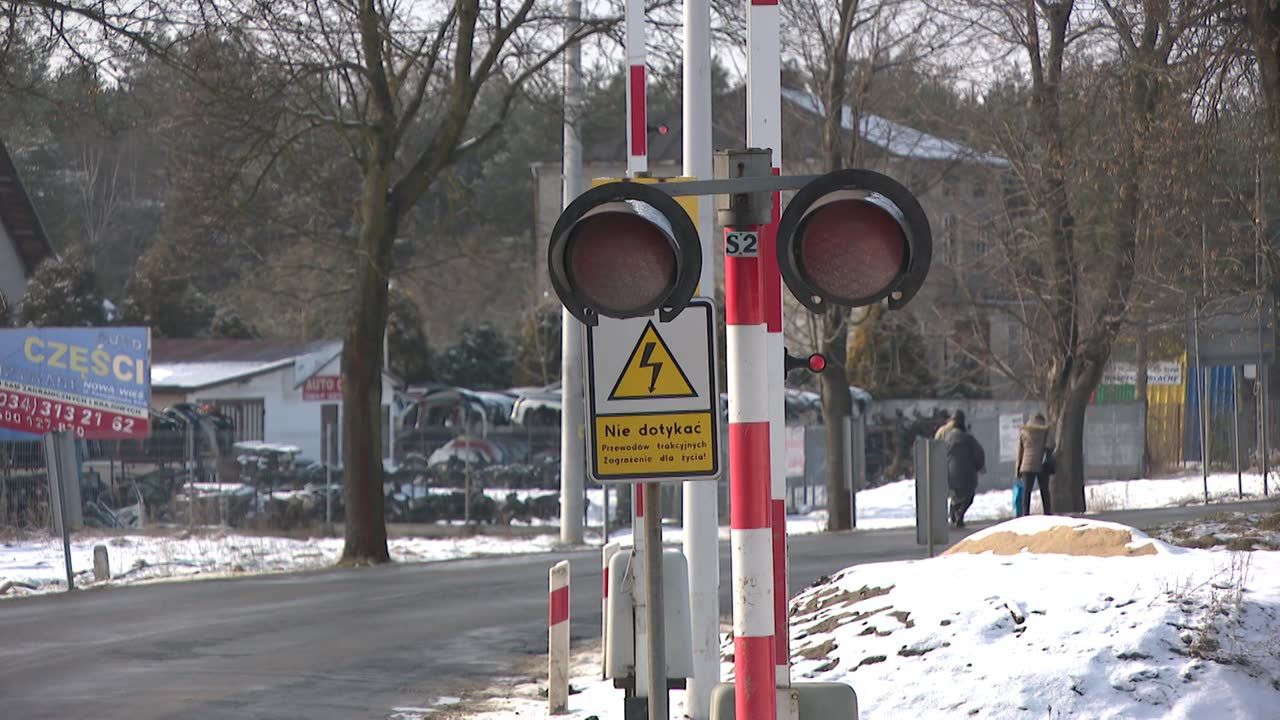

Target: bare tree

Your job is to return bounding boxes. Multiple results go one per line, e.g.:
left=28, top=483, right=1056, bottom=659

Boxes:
left=942, top=0, right=1219, bottom=512
left=1243, top=0, right=1280, bottom=148
left=13, top=0, right=606, bottom=563
left=782, top=0, right=953, bottom=528
left=77, top=146, right=122, bottom=272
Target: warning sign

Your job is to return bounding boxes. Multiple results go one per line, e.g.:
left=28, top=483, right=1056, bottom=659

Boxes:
left=585, top=298, right=721, bottom=483
left=594, top=412, right=715, bottom=476
left=609, top=323, right=696, bottom=400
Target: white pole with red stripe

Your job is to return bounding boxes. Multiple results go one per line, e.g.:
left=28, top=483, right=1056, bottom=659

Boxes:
left=726, top=218, right=777, bottom=720
left=746, top=0, right=791, bottom=689
left=602, top=541, right=621, bottom=678
left=549, top=560, right=571, bottom=715
left=625, top=0, right=647, bottom=176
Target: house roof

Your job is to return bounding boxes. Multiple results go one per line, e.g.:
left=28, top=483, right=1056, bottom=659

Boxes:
left=0, top=137, right=55, bottom=275
left=781, top=88, right=1010, bottom=167
left=151, top=338, right=341, bottom=391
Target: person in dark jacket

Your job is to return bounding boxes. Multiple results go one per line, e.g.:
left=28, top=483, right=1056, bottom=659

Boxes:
left=1015, top=413, right=1053, bottom=516
left=942, top=410, right=985, bottom=528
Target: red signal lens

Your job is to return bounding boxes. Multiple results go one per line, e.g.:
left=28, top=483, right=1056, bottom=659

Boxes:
left=798, top=199, right=907, bottom=303
left=807, top=353, right=827, bottom=373
left=567, top=212, right=678, bottom=317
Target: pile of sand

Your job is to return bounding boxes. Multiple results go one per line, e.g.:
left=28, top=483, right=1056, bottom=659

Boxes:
left=944, top=516, right=1160, bottom=558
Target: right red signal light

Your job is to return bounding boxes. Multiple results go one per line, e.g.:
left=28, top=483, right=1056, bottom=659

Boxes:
left=777, top=169, right=932, bottom=312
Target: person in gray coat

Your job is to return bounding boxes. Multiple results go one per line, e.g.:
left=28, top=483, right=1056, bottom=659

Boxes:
left=942, top=410, right=985, bottom=528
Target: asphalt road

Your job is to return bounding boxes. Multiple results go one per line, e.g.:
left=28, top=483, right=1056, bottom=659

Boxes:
left=2, top=498, right=1277, bottom=720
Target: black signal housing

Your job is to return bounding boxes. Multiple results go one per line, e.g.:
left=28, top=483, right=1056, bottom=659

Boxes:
left=776, top=169, right=932, bottom=313
left=548, top=181, right=702, bottom=326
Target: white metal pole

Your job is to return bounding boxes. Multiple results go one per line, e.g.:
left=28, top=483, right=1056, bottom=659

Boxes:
left=559, top=0, right=586, bottom=546
left=187, top=420, right=195, bottom=528
left=326, top=424, right=335, bottom=526
left=634, top=483, right=650, bottom=699
left=746, top=0, right=790, bottom=689
left=624, top=0, right=653, bottom=698
left=643, top=482, right=669, bottom=720
left=682, top=0, right=720, bottom=715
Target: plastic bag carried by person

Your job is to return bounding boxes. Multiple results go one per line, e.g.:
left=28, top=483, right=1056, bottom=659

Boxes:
left=1012, top=480, right=1026, bottom=517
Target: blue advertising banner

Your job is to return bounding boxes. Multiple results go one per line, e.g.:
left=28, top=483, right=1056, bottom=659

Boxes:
left=0, top=327, right=151, bottom=439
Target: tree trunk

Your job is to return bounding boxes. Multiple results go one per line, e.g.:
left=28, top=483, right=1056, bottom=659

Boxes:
left=1047, top=357, right=1104, bottom=514
left=821, top=311, right=852, bottom=530
left=340, top=166, right=398, bottom=566
left=1247, top=0, right=1280, bottom=151
left=1134, top=326, right=1148, bottom=403
left=814, top=4, right=861, bottom=531
left=1135, top=324, right=1149, bottom=475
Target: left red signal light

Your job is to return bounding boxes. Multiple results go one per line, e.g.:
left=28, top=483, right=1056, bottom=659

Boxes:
left=549, top=181, right=702, bottom=325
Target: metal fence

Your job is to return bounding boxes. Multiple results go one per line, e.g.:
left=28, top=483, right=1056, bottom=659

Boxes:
left=1, top=393, right=1170, bottom=533
left=0, top=427, right=228, bottom=534
left=1184, top=365, right=1280, bottom=472
left=1, top=422, right=569, bottom=536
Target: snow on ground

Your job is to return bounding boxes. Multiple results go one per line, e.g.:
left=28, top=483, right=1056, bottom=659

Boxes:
left=1148, top=509, right=1280, bottom=552
left=540, top=470, right=1280, bottom=544
left=0, top=530, right=560, bottom=598
left=460, top=514, right=1280, bottom=720
left=445, top=646, right=695, bottom=720
left=778, top=517, right=1280, bottom=719
left=851, top=471, right=1280, bottom=531
left=5, top=471, right=1272, bottom=600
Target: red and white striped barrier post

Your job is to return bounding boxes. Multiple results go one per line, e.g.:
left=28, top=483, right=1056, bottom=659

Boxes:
left=747, top=0, right=790, bottom=690
left=764, top=191, right=791, bottom=689
left=726, top=217, right=777, bottom=720
left=549, top=560, right=571, bottom=715
left=625, top=0, right=647, bottom=176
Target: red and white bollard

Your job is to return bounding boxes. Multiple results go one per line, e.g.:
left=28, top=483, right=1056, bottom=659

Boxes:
left=549, top=560, right=571, bottom=715
left=726, top=220, right=777, bottom=720
left=601, top=542, right=621, bottom=678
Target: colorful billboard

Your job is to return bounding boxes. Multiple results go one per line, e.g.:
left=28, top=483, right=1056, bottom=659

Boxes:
left=0, top=327, right=151, bottom=439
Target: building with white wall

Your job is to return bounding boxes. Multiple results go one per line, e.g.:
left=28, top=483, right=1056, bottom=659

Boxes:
left=150, top=338, right=401, bottom=463
left=0, top=137, right=56, bottom=319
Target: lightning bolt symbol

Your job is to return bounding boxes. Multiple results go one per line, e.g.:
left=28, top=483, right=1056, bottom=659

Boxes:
left=639, top=342, right=662, bottom=393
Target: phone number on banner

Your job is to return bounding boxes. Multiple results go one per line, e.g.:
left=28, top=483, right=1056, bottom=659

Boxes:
left=0, top=389, right=148, bottom=439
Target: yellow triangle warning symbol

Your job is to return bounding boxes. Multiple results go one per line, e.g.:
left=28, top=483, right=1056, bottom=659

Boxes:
left=608, top=322, right=697, bottom=400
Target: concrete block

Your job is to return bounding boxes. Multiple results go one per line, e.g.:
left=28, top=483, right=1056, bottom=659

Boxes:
left=93, top=544, right=110, bottom=581
left=709, top=681, right=858, bottom=719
